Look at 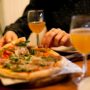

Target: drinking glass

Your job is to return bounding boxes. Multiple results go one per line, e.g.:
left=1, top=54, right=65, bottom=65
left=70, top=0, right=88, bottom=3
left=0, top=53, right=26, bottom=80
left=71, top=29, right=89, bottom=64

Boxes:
left=27, top=10, right=45, bottom=47
left=70, top=15, right=90, bottom=84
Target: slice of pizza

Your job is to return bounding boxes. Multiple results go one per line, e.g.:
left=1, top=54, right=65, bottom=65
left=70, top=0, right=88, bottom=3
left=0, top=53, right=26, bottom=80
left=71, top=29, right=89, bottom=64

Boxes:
left=0, top=37, right=64, bottom=81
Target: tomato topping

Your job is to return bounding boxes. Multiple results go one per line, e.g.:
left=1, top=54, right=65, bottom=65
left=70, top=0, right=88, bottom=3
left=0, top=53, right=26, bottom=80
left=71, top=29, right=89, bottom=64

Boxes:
left=2, top=50, right=12, bottom=59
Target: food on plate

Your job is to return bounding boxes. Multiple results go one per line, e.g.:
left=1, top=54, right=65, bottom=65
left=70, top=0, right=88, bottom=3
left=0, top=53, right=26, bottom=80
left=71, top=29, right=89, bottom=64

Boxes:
left=0, top=37, right=64, bottom=81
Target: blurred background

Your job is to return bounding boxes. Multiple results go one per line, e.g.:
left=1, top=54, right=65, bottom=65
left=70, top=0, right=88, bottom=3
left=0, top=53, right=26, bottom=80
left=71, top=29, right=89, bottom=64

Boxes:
left=0, top=0, right=29, bottom=35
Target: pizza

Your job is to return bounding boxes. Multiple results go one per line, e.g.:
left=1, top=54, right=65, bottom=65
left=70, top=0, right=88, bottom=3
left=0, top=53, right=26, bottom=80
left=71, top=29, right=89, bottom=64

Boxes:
left=0, top=37, right=64, bottom=81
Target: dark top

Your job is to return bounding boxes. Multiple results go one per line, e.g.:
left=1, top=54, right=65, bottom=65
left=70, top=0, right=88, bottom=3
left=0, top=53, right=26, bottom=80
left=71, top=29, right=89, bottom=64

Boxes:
left=3, top=0, right=90, bottom=39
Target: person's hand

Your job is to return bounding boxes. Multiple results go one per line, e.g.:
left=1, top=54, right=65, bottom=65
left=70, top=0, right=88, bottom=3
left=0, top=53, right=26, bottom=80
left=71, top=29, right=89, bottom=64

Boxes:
left=41, top=28, right=71, bottom=48
left=0, top=31, right=18, bottom=47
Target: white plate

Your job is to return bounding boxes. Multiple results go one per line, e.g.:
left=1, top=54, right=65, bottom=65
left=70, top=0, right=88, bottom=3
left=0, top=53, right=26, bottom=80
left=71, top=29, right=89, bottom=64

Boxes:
left=51, top=46, right=77, bottom=53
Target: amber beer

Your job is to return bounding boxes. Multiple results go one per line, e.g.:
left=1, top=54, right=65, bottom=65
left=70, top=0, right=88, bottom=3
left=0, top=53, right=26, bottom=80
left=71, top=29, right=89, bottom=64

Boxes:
left=70, top=28, right=90, bottom=54
left=28, top=22, right=45, bottom=34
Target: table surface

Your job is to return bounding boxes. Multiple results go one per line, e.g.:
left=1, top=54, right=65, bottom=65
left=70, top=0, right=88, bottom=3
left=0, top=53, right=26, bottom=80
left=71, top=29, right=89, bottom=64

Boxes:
left=0, top=60, right=90, bottom=90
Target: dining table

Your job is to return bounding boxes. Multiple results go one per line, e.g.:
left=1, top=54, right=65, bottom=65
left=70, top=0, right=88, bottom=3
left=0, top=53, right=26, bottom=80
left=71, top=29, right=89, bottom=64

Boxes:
left=0, top=55, right=90, bottom=90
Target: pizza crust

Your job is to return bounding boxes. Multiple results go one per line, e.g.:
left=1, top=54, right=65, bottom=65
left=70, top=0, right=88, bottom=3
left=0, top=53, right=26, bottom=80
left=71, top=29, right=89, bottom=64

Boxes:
left=0, top=63, right=62, bottom=80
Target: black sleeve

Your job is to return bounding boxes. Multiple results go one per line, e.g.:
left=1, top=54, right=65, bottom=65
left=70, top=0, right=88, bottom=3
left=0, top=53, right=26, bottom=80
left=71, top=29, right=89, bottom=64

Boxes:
left=3, top=0, right=38, bottom=40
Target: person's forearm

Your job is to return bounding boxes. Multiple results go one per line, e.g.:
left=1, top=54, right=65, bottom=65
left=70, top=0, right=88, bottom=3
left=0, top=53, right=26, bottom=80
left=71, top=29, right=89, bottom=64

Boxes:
left=3, top=24, right=31, bottom=40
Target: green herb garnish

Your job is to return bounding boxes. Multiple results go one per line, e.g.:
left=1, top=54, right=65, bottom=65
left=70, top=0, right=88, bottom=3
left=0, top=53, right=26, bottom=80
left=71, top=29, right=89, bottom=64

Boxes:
left=29, top=48, right=36, bottom=55
left=16, top=40, right=30, bottom=47
left=10, top=56, right=19, bottom=63
left=24, top=55, right=31, bottom=61
left=3, top=63, right=12, bottom=68
left=42, top=56, right=57, bottom=62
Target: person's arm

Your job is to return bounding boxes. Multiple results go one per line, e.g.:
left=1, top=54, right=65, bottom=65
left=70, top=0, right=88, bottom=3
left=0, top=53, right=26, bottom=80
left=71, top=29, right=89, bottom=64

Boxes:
left=41, top=28, right=71, bottom=48
left=3, top=0, right=38, bottom=40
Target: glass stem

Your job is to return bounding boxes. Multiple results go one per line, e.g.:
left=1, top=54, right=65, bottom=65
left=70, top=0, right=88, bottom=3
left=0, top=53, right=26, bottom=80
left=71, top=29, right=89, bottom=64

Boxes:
left=82, top=54, right=87, bottom=77
left=36, top=34, right=39, bottom=47
left=72, top=54, right=88, bottom=85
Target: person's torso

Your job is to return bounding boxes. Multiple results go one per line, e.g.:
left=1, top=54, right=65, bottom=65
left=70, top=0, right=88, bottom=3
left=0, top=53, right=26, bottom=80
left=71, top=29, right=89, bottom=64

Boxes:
left=29, top=0, right=90, bottom=32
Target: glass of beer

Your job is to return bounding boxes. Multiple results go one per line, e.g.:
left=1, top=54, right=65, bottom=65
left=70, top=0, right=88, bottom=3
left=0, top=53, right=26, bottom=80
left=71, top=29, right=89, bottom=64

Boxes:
left=70, top=15, right=90, bottom=84
left=27, top=10, right=45, bottom=47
